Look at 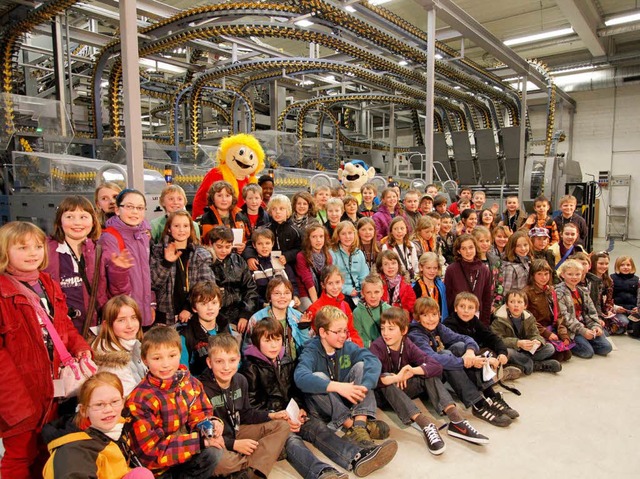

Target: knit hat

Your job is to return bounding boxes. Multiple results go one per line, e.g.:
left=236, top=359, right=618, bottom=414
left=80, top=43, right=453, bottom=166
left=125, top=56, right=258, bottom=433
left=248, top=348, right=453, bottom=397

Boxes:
left=529, top=227, right=550, bottom=238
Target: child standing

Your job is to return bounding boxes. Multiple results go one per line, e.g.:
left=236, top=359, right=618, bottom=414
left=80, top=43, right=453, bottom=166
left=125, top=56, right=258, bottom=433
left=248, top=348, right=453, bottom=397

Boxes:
left=611, top=255, right=639, bottom=336
left=413, top=252, right=448, bottom=318
left=94, top=182, right=122, bottom=228
left=151, top=210, right=215, bottom=325
left=501, top=230, right=533, bottom=293
left=126, top=326, right=224, bottom=478
left=553, top=195, right=588, bottom=247
left=549, top=223, right=585, bottom=269
left=325, top=197, right=345, bottom=238
left=0, top=221, right=91, bottom=479
left=92, top=295, right=147, bottom=396
left=208, top=226, right=260, bottom=334
left=342, top=196, right=363, bottom=225
left=408, top=298, right=511, bottom=428
left=490, top=225, right=510, bottom=260
left=500, top=195, right=526, bottom=233
left=199, top=334, right=290, bottom=479
left=291, top=191, right=316, bottom=230
left=403, top=189, right=422, bottom=231
left=241, top=184, right=270, bottom=236
left=589, top=251, right=620, bottom=334
left=257, top=175, right=275, bottom=206
left=150, top=185, right=200, bottom=243
left=314, top=185, right=331, bottom=223
left=200, top=180, right=250, bottom=253
left=523, top=195, right=559, bottom=244
left=523, top=260, right=572, bottom=362
left=242, top=320, right=396, bottom=479
left=412, top=216, right=437, bottom=259
left=353, top=274, right=392, bottom=348
left=294, top=306, right=393, bottom=446
left=43, top=372, right=153, bottom=479
left=372, top=307, right=489, bottom=451
left=358, top=182, right=379, bottom=218
left=373, top=187, right=410, bottom=241
left=438, top=212, right=456, bottom=265
left=556, top=260, right=612, bottom=358
left=331, top=221, right=370, bottom=310
left=376, top=250, right=417, bottom=315
left=455, top=208, right=478, bottom=236
left=307, top=265, right=363, bottom=347
left=180, top=281, right=231, bottom=376
left=491, top=290, right=561, bottom=374
left=382, top=217, right=419, bottom=279
left=295, top=223, right=333, bottom=311
left=356, top=217, right=381, bottom=272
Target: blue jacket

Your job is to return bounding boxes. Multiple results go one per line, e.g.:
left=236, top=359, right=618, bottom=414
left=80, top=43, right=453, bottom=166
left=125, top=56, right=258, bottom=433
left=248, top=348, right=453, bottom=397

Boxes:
left=294, top=337, right=381, bottom=394
left=407, top=320, right=478, bottom=371
left=412, top=276, right=448, bottom=319
left=330, top=246, right=370, bottom=296
left=246, top=306, right=311, bottom=355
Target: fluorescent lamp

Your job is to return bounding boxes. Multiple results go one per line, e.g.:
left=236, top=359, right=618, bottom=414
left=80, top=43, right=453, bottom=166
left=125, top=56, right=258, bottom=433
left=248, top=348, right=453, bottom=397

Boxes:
left=508, top=80, right=539, bottom=91
left=435, top=53, right=443, bottom=60
left=345, top=6, right=356, bottom=13
left=295, top=19, right=314, bottom=27
left=398, top=60, right=408, bottom=66
left=370, top=0, right=392, bottom=5
left=605, top=12, right=640, bottom=26
left=504, top=27, right=574, bottom=46
left=550, top=65, right=595, bottom=75
left=323, top=75, right=337, bottom=82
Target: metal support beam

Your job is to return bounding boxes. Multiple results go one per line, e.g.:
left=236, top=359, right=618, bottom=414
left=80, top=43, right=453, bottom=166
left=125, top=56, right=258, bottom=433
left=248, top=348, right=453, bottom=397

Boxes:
left=418, top=0, right=576, bottom=108
left=120, top=0, right=144, bottom=191
left=51, top=16, right=68, bottom=137
left=518, top=77, right=527, bottom=205
left=424, top=7, right=436, bottom=185
left=555, top=0, right=606, bottom=57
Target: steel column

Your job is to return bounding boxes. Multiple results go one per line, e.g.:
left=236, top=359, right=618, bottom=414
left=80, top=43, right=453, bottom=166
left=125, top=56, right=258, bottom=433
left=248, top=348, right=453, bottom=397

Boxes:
left=424, top=7, right=436, bottom=184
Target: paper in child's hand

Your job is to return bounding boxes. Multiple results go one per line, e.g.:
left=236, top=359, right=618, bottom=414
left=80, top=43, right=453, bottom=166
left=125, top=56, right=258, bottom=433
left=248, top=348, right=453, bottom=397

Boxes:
left=286, top=398, right=301, bottom=424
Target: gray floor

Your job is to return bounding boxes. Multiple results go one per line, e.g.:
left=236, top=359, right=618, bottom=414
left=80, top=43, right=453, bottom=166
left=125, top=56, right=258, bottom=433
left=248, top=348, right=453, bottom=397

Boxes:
left=270, top=238, right=640, bottom=479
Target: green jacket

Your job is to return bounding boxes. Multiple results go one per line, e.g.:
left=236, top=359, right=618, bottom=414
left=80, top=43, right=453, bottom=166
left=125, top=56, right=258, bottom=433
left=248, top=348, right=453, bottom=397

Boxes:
left=352, top=301, right=391, bottom=348
left=490, top=304, right=546, bottom=349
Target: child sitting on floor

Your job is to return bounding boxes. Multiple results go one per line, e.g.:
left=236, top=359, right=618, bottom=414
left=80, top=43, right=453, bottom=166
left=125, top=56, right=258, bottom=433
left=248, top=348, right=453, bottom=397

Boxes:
left=352, top=274, right=391, bottom=348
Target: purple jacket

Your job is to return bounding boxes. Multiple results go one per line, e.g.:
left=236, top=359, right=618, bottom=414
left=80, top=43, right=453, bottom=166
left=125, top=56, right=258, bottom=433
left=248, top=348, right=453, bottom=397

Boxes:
left=370, top=336, right=443, bottom=388
left=372, top=205, right=411, bottom=240
left=46, top=237, right=130, bottom=332
left=444, top=259, right=492, bottom=326
left=98, top=216, right=153, bottom=326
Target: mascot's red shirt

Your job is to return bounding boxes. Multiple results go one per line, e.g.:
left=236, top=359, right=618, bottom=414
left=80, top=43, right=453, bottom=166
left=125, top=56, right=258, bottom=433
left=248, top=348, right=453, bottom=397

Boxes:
left=192, top=169, right=250, bottom=219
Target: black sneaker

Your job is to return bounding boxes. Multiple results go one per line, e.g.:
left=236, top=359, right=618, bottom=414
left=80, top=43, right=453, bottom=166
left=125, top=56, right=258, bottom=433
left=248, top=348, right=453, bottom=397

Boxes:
left=488, top=393, right=520, bottom=419
left=472, top=402, right=512, bottom=427
left=317, top=467, right=349, bottom=479
left=352, top=439, right=398, bottom=477
left=366, top=419, right=390, bottom=439
left=533, top=359, right=562, bottom=373
left=447, top=420, right=489, bottom=445
left=421, top=423, right=446, bottom=455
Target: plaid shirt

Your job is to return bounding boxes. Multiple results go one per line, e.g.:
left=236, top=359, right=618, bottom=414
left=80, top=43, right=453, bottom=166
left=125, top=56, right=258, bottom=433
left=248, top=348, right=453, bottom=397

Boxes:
left=126, top=366, right=213, bottom=473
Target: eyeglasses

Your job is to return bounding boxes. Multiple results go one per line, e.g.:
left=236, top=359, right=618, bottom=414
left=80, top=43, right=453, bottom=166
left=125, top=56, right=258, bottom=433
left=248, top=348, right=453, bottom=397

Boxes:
left=327, top=329, right=349, bottom=336
left=120, top=204, right=146, bottom=212
left=88, top=398, right=123, bottom=411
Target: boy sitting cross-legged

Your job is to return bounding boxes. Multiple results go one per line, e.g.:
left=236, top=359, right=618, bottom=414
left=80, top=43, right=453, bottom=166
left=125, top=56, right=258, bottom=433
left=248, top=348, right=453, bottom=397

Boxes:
left=242, top=320, right=397, bottom=479
left=199, top=334, right=290, bottom=479
left=126, top=326, right=224, bottom=479
left=294, top=306, right=394, bottom=446
left=371, top=307, right=488, bottom=452
left=408, top=298, right=513, bottom=429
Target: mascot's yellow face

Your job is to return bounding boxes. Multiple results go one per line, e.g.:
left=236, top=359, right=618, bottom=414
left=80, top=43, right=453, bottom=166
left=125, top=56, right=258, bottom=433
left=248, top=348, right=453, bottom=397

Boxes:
left=225, top=144, right=259, bottom=179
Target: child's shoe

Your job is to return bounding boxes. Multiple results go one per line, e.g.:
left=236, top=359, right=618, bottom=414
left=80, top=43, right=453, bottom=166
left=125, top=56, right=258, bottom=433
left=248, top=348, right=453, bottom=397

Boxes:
left=318, top=467, right=349, bottom=479
left=502, top=366, right=522, bottom=381
left=344, top=425, right=375, bottom=447
left=366, top=419, right=390, bottom=439
left=447, top=420, right=489, bottom=445
left=352, top=440, right=398, bottom=477
left=488, top=393, right=520, bottom=419
left=472, top=402, right=512, bottom=427
left=533, top=359, right=562, bottom=373
left=421, top=423, right=446, bottom=455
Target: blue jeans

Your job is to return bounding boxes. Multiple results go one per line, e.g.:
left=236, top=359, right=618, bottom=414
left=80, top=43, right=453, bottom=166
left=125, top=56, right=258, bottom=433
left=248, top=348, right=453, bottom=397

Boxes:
left=572, top=334, right=612, bottom=358
left=305, top=362, right=377, bottom=430
left=286, top=417, right=362, bottom=479
left=507, top=342, right=556, bottom=375
left=158, top=447, right=223, bottom=479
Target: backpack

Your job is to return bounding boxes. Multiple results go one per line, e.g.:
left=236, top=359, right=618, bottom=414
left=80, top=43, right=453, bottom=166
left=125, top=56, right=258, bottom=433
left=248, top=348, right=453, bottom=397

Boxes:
left=102, top=227, right=125, bottom=251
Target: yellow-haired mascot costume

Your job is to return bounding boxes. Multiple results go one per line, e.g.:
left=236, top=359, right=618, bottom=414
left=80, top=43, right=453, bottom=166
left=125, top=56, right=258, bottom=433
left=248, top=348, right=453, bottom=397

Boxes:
left=192, top=133, right=265, bottom=219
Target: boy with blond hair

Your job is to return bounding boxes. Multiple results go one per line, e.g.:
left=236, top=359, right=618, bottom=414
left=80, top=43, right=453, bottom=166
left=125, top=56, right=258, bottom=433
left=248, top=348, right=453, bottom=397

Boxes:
left=359, top=182, right=379, bottom=218
left=553, top=195, right=588, bottom=247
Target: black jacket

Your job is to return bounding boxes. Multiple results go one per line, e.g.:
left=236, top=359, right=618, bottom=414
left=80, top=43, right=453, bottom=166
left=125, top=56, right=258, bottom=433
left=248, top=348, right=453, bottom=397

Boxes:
left=199, top=370, right=271, bottom=450
left=443, top=312, right=508, bottom=356
left=244, top=218, right=302, bottom=266
left=211, top=252, right=260, bottom=330
left=240, top=344, right=304, bottom=412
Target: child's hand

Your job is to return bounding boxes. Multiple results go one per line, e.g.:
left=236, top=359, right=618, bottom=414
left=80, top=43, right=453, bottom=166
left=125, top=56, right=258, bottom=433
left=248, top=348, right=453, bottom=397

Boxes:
left=234, top=439, right=259, bottom=456
left=111, top=249, right=134, bottom=269
left=237, top=318, right=248, bottom=333
left=526, top=214, right=536, bottom=226
left=593, top=327, right=603, bottom=337
left=488, top=357, right=500, bottom=369
left=532, top=340, right=541, bottom=348
left=471, top=356, right=486, bottom=369
left=299, top=312, right=312, bottom=324
left=269, top=410, right=289, bottom=421
left=177, top=310, right=192, bottom=323
left=582, top=329, right=596, bottom=340
left=77, top=350, right=92, bottom=360
left=497, top=354, right=508, bottom=365
left=164, top=242, right=183, bottom=262
left=548, top=332, right=559, bottom=341
left=278, top=255, right=287, bottom=266
left=293, top=296, right=301, bottom=308
left=517, top=339, right=534, bottom=351
left=213, top=418, right=224, bottom=438
left=598, top=319, right=605, bottom=327
left=204, top=436, right=224, bottom=449
left=247, top=258, right=259, bottom=271
left=234, top=242, right=246, bottom=254
left=335, top=382, right=368, bottom=404
left=350, top=289, right=358, bottom=297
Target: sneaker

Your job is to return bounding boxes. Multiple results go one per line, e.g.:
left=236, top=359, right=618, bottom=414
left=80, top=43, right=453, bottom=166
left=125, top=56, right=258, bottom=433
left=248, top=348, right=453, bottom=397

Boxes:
left=421, top=423, right=446, bottom=455
left=488, top=393, right=520, bottom=419
left=502, top=366, right=522, bottom=381
left=318, top=468, right=349, bottom=479
left=352, top=440, right=398, bottom=477
left=366, top=419, right=390, bottom=440
left=472, top=402, right=512, bottom=427
left=533, top=359, right=562, bottom=373
left=447, top=420, right=489, bottom=445
left=344, top=425, right=375, bottom=447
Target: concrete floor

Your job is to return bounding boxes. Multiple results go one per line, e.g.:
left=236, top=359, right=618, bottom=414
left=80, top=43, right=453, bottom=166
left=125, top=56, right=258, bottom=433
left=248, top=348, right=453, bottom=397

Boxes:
left=271, top=238, right=640, bottom=479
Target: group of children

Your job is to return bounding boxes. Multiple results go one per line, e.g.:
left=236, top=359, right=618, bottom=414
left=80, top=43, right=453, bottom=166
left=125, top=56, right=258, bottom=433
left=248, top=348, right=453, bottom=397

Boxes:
left=0, top=176, right=638, bottom=479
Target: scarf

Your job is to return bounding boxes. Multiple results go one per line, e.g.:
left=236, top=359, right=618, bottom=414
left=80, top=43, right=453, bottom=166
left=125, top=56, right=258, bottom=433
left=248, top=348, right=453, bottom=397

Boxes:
left=6, top=266, right=40, bottom=284
left=386, top=274, right=402, bottom=305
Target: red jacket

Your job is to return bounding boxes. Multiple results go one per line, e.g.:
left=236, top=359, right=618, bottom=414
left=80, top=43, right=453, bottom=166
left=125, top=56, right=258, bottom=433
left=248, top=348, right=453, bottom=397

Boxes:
left=307, top=292, right=363, bottom=347
left=380, top=274, right=417, bottom=316
left=0, top=273, right=90, bottom=438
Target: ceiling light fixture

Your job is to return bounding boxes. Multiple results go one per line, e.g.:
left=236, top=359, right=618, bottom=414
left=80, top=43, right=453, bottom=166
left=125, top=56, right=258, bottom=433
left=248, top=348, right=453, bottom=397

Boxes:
left=295, top=19, right=314, bottom=27
left=398, top=60, right=408, bottom=66
left=345, top=6, right=356, bottom=13
left=369, top=0, right=393, bottom=5
left=550, top=65, right=596, bottom=75
left=435, top=53, right=443, bottom=60
left=504, top=27, right=574, bottom=46
left=605, top=11, right=640, bottom=26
